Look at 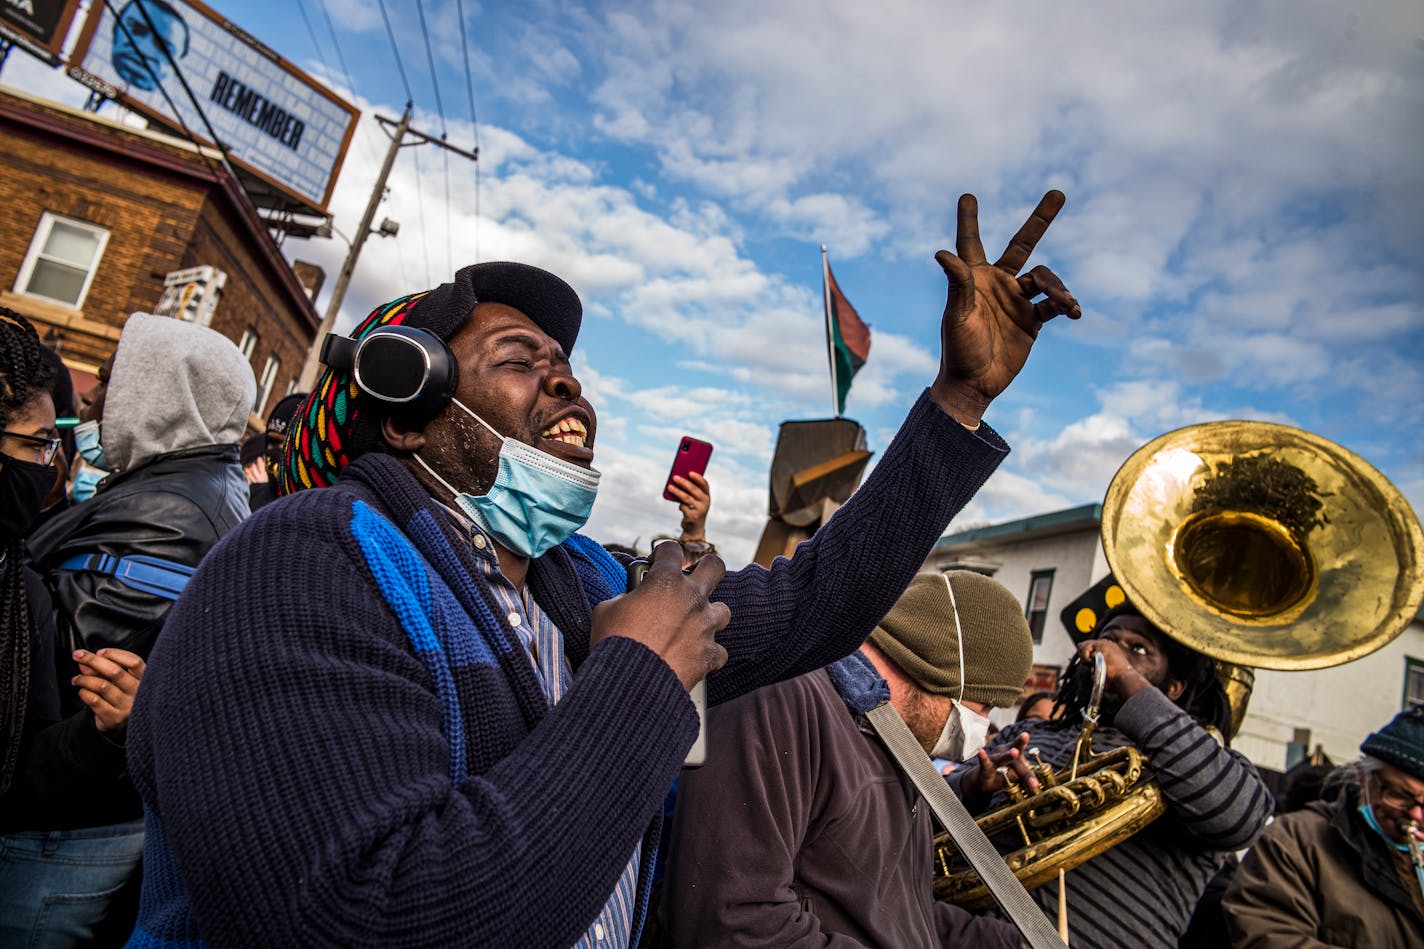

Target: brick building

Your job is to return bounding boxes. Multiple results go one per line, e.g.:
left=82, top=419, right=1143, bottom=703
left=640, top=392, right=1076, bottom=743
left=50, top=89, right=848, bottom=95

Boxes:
left=0, top=85, right=318, bottom=426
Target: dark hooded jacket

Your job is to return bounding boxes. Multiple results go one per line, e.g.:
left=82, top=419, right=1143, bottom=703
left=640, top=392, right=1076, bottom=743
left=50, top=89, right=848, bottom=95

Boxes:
left=29, top=312, right=255, bottom=672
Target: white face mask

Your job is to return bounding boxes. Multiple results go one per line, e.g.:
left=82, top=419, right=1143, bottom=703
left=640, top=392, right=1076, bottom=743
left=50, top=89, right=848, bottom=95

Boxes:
left=928, top=572, right=994, bottom=761
left=931, top=700, right=993, bottom=761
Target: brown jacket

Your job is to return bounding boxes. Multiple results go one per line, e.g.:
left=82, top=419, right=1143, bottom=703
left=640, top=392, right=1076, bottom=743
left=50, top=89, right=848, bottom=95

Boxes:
left=662, top=657, right=1020, bottom=948
left=1223, top=788, right=1424, bottom=948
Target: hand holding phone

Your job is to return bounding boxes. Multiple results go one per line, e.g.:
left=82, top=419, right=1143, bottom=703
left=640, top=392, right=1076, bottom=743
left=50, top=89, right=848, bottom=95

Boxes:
left=663, top=436, right=713, bottom=503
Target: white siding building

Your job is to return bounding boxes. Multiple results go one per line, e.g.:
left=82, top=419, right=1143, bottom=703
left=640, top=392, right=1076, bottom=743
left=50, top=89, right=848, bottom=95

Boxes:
left=924, top=505, right=1424, bottom=772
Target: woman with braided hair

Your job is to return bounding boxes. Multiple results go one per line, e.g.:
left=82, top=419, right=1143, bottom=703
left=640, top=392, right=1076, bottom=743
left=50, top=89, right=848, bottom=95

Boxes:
left=0, top=307, right=147, bottom=947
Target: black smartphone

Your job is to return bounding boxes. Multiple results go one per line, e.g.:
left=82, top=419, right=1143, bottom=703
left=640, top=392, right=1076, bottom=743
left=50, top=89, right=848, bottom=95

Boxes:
left=625, top=558, right=706, bottom=768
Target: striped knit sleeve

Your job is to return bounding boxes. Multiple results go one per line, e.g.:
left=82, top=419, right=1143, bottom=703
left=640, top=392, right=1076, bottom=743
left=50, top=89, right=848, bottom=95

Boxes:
left=1114, top=687, right=1272, bottom=851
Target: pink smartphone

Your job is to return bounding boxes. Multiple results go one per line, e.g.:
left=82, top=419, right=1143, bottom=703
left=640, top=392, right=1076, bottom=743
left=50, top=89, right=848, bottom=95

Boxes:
left=663, top=436, right=713, bottom=502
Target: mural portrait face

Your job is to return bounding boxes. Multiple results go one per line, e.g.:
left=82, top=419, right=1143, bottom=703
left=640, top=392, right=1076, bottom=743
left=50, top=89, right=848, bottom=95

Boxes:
left=111, top=0, right=190, bottom=92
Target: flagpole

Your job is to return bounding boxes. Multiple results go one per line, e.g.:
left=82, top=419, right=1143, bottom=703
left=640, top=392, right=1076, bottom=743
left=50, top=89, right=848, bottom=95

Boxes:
left=821, top=245, right=839, bottom=418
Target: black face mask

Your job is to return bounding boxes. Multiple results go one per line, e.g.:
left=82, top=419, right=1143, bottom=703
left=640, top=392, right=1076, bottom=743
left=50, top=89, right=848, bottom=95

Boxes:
left=0, top=456, right=58, bottom=541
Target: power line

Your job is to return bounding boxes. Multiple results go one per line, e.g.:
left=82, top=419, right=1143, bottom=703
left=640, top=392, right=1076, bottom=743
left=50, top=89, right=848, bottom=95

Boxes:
left=297, top=108, right=477, bottom=386
left=411, top=145, right=432, bottom=287
left=294, top=0, right=329, bottom=73
left=454, top=0, right=483, bottom=261
left=413, top=0, right=448, bottom=137
left=308, top=0, right=381, bottom=173
left=413, top=0, right=452, bottom=275
left=442, top=149, right=453, bottom=276
left=314, top=0, right=356, bottom=87
left=454, top=0, right=481, bottom=142
left=376, top=0, right=415, bottom=103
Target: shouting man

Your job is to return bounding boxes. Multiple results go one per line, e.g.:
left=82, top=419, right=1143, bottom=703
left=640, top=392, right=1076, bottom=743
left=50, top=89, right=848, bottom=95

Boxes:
left=125, top=193, right=1081, bottom=946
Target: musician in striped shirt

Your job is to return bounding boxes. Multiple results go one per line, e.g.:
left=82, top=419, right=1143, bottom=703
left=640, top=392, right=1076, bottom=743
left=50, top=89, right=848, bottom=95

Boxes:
left=949, top=601, right=1272, bottom=949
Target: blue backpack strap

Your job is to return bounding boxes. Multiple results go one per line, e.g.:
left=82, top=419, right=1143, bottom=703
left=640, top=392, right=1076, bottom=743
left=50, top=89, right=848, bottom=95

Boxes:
left=57, top=553, right=196, bottom=601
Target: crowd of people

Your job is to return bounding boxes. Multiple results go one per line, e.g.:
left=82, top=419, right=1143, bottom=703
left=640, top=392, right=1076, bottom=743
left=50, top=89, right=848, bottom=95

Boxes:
left=0, top=189, right=1419, bottom=949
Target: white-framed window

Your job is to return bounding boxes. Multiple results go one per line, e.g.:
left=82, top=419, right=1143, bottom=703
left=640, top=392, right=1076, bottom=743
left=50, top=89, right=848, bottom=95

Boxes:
left=1405, top=656, right=1424, bottom=708
left=255, top=355, right=279, bottom=416
left=15, top=213, right=110, bottom=308
left=238, top=327, right=259, bottom=359
left=1026, top=569, right=1055, bottom=644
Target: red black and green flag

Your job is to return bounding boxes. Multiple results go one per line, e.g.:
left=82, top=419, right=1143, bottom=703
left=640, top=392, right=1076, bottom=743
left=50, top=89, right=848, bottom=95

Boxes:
left=822, top=252, right=871, bottom=415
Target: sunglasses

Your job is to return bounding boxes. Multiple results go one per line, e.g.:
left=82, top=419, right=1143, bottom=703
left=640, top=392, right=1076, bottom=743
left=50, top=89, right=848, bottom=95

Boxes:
left=2, top=430, right=61, bottom=466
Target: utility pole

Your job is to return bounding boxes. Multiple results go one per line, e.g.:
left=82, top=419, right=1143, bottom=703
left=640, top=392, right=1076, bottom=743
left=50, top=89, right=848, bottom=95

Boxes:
left=297, top=103, right=479, bottom=390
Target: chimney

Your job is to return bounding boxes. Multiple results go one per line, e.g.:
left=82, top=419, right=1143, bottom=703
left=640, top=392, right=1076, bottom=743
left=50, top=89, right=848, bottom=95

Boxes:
left=292, top=260, right=326, bottom=302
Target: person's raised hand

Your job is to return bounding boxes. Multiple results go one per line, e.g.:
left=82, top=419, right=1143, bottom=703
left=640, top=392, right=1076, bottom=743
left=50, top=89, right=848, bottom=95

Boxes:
left=1076, top=638, right=1153, bottom=702
left=590, top=540, right=730, bottom=691
left=958, top=732, right=1041, bottom=810
left=71, top=648, right=145, bottom=734
left=931, top=191, right=1081, bottom=427
left=667, top=471, right=711, bottom=540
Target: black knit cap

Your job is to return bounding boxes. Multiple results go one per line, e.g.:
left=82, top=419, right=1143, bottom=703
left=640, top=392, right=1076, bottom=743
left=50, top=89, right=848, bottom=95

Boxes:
left=240, top=433, right=266, bottom=467
left=1362, top=705, right=1424, bottom=780
left=266, top=392, right=309, bottom=436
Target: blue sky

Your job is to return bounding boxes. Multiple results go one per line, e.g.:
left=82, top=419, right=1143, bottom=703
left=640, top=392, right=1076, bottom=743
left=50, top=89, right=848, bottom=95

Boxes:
left=6, top=0, right=1422, bottom=566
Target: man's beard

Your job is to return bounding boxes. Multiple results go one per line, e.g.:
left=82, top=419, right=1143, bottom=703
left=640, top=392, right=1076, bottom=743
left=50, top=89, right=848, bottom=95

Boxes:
left=902, top=688, right=949, bottom=755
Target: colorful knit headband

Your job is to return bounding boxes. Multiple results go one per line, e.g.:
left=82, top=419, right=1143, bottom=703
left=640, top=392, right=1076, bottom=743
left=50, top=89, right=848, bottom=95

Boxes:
left=276, top=291, right=429, bottom=494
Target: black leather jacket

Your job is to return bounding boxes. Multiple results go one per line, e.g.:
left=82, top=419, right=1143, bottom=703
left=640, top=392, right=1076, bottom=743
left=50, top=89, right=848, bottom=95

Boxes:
left=28, top=443, right=249, bottom=664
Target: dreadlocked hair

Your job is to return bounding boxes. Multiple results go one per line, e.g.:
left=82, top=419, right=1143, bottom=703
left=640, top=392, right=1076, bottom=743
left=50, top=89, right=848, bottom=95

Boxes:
left=0, top=543, right=30, bottom=796
left=0, top=307, right=55, bottom=431
left=1052, top=653, right=1098, bottom=729
left=0, top=308, right=50, bottom=797
left=1052, top=605, right=1235, bottom=744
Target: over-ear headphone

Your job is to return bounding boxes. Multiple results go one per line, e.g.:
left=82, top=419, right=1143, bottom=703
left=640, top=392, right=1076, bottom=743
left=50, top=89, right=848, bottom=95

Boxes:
left=319, top=326, right=458, bottom=423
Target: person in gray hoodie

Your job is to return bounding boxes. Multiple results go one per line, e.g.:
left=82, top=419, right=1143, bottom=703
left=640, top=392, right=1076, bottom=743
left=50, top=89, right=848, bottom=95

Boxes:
left=30, top=312, right=255, bottom=666
left=16, top=312, right=253, bottom=945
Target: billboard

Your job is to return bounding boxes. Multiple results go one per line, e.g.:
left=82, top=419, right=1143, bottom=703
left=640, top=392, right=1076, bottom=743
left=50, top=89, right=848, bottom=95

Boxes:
left=68, top=0, right=358, bottom=213
left=0, top=0, right=82, bottom=65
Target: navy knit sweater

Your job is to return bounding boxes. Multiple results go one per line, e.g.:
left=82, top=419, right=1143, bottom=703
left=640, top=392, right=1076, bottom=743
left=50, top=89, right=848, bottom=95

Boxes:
left=124, top=391, right=1006, bottom=948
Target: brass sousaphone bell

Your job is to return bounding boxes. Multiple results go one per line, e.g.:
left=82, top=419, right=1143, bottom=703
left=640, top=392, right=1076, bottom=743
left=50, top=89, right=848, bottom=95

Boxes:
left=934, top=420, right=1424, bottom=909
left=1103, top=420, right=1424, bottom=678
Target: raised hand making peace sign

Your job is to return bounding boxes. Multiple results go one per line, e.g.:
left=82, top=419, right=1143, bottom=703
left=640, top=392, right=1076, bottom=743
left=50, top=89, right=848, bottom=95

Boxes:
left=930, top=191, right=1081, bottom=427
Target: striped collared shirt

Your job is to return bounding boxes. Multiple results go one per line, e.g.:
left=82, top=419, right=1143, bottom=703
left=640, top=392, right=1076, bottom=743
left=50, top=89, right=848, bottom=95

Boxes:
left=446, top=507, right=642, bottom=949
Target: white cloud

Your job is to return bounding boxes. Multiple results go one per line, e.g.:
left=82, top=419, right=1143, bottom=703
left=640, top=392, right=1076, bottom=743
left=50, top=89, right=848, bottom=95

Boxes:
left=10, top=0, right=1418, bottom=567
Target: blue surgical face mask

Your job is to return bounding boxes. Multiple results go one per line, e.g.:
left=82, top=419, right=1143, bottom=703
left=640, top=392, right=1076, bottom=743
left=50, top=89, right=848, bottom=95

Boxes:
left=1359, top=803, right=1411, bottom=852
left=73, top=420, right=106, bottom=470
left=70, top=465, right=108, bottom=503
left=414, top=398, right=600, bottom=559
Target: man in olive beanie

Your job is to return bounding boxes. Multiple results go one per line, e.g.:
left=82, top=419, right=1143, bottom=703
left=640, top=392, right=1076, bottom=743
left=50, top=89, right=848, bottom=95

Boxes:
left=869, top=570, right=1035, bottom=747
left=1225, top=705, right=1424, bottom=946
left=664, top=571, right=1032, bottom=948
